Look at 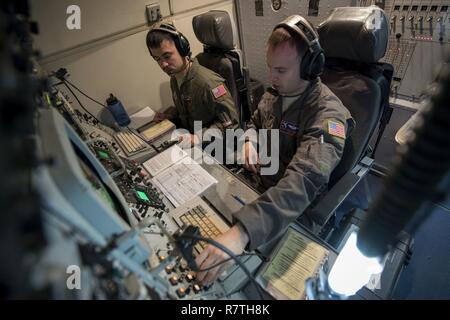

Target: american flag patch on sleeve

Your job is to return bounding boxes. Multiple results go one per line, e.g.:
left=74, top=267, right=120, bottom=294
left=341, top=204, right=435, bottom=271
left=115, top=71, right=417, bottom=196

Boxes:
left=327, top=120, right=346, bottom=139
left=211, top=84, right=227, bottom=99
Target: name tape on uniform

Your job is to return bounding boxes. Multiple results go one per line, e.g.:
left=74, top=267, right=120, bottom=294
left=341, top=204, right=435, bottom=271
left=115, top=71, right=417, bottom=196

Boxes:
left=280, top=120, right=299, bottom=136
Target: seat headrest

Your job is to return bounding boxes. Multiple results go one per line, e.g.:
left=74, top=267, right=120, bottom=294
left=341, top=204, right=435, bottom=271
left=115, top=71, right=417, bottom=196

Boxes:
left=192, top=10, right=235, bottom=50
left=318, top=6, right=389, bottom=63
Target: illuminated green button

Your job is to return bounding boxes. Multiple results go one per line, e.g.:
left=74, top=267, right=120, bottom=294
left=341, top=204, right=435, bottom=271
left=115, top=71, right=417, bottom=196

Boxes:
left=136, top=191, right=149, bottom=201
left=98, top=150, right=109, bottom=159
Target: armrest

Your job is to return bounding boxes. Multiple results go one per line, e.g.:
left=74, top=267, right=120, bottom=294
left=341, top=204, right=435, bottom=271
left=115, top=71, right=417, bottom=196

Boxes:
left=309, top=171, right=362, bottom=227
left=309, top=156, right=374, bottom=227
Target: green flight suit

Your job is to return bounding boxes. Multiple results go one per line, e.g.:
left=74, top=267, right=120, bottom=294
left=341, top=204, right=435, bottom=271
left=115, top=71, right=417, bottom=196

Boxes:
left=168, top=58, right=239, bottom=135
left=234, top=79, right=355, bottom=250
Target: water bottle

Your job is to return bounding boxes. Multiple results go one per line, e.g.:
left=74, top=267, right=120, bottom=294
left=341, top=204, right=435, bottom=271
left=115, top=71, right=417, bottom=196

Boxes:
left=106, top=93, right=130, bottom=127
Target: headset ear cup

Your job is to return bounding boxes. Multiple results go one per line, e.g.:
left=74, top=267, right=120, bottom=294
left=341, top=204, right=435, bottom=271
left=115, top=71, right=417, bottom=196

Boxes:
left=300, top=52, right=312, bottom=80
left=173, top=37, right=183, bottom=56
left=153, top=24, right=191, bottom=57
left=177, top=34, right=191, bottom=57
left=183, top=36, right=191, bottom=57
left=301, top=49, right=325, bottom=80
left=314, top=52, right=325, bottom=78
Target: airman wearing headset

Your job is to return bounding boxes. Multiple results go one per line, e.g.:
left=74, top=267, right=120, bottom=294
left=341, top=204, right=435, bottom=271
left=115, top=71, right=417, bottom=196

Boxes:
left=195, top=15, right=355, bottom=285
left=146, top=21, right=238, bottom=146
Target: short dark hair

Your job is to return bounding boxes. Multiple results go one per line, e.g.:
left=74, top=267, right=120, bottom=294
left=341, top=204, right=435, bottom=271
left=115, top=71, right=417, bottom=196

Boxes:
left=146, top=30, right=174, bottom=51
left=268, top=18, right=316, bottom=59
left=267, top=27, right=307, bottom=59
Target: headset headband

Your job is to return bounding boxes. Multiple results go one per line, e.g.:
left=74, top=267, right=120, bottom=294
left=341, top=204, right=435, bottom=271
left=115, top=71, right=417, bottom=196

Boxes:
left=274, top=15, right=319, bottom=48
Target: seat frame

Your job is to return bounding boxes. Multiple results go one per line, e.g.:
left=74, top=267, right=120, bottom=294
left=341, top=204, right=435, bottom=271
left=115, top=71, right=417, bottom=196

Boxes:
left=301, top=58, right=394, bottom=238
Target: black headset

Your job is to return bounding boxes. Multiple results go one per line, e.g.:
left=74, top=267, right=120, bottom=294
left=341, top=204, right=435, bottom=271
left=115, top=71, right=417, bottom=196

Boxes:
left=150, top=22, right=191, bottom=58
left=273, top=15, right=325, bottom=81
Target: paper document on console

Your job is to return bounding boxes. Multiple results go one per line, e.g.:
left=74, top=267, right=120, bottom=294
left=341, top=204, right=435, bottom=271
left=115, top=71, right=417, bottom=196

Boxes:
left=129, top=106, right=155, bottom=130
left=152, top=156, right=217, bottom=207
left=143, top=144, right=187, bottom=177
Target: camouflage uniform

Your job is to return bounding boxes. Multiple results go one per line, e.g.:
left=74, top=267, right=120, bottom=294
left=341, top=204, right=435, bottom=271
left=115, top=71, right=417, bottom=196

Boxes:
left=168, top=58, right=239, bottom=134
left=234, top=79, right=355, bottom=250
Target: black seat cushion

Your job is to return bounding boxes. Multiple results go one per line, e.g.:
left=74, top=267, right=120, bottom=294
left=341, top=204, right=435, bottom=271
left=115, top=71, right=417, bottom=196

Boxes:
left=192, top=10, right=234, bottom=50
left=322, top=62, right=382, bottom=186
left=193, top=10, right=246, bottom=126
left=196, top=51, right=242, bottom=115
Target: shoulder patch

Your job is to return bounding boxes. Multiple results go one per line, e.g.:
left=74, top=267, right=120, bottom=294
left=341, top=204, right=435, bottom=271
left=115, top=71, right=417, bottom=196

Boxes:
left=327, top=120, right=346, bottom=139
left=211, top=84, right=227, bottom=99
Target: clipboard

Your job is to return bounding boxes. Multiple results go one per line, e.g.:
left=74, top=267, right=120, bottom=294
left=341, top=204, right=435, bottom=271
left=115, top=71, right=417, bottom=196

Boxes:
left=256, top=224, right=330, bottom=300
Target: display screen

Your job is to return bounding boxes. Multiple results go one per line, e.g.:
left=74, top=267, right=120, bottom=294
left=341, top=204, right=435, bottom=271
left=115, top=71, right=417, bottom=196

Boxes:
left=71, top=141, right=126, bottom=222
left=97, top=150, right=110, bottom=159
left=76, top=150, right=117, bottom=212
left=136, top=190, right=150, bottom=202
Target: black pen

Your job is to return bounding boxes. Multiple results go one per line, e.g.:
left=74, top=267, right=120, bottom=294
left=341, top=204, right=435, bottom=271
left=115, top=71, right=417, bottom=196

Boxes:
left=232, top=194, right=246, bottom=206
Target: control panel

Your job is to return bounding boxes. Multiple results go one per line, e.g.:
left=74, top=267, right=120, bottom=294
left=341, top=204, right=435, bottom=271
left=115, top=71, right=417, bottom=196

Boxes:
left=382, top=1, right=450, bottom=99
left=49, top=89, right=262, bottom=300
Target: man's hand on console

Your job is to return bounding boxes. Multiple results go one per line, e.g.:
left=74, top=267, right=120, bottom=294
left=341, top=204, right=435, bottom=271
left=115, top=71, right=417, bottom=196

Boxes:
left=194, top=224, right=249, bottom=285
